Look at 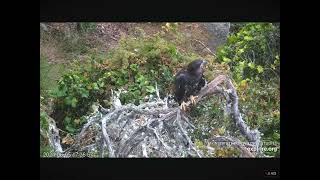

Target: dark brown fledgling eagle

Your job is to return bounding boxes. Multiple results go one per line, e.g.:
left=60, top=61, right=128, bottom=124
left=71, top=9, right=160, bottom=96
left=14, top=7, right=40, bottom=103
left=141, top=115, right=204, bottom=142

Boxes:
left=173, top=59, right=208, bottom=111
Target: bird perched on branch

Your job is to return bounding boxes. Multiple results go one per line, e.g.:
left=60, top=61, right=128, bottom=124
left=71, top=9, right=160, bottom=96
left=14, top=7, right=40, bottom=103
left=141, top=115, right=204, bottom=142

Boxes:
left=173, top=59, right=208, bottom=111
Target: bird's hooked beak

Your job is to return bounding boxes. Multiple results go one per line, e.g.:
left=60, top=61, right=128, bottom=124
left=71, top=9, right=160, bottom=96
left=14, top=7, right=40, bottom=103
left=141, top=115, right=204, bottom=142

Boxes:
left=201, top=60, right=208, bottom=70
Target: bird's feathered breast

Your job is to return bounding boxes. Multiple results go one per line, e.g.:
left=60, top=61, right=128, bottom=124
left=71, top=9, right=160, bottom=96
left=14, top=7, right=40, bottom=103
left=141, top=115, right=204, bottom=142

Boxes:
left=174, top=69, right=204, bottom=103
left=173, top=59, right=207, bottom=104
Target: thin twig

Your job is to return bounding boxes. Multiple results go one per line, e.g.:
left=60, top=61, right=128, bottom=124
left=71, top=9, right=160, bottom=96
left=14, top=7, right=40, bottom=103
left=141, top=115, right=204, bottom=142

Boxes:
left=193, top=39, right=216, bottom=56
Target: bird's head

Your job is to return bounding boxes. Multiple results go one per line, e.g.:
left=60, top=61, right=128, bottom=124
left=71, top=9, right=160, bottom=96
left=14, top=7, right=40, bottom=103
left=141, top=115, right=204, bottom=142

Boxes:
left=187, top=59, right=208, bottom=75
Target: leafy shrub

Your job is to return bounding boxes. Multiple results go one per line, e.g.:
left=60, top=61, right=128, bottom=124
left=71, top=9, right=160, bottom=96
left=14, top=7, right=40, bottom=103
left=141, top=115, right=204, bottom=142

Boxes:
left=216, top=23, right=280, bottom=156
left=229, top=23, right=246, bottom=34
left=217, top=23, right=280, bottom=82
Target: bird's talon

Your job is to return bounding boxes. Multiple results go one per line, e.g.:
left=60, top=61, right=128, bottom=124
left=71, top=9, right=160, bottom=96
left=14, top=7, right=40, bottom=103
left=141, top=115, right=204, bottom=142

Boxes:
left=180, top=101, right=187, bottom=111
left=190, top=95, right=198, bottom=105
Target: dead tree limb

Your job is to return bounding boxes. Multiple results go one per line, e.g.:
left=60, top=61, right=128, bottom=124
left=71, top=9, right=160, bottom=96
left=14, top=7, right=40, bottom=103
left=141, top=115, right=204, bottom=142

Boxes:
left=183, top=75, right=262, bottom=154
left=101, top=115, right=115, bottom=157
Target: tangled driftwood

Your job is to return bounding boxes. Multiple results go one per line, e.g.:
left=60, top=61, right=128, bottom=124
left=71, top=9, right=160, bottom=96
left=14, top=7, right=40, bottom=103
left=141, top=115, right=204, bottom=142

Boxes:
left=44, top=75, right=263, bottom=158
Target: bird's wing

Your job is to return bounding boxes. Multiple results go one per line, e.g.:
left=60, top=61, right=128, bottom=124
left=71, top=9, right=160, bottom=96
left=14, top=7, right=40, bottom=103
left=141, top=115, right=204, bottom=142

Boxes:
left=197, top=74, right=206, bottom=91
left=174, top=73, right=187, bottom=103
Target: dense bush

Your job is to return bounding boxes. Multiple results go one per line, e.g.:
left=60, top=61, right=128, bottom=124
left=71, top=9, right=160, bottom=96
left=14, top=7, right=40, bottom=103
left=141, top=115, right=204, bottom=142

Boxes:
left=217, top=23, right=279, bottom=82
left=216, top=23, right=280, bottom=156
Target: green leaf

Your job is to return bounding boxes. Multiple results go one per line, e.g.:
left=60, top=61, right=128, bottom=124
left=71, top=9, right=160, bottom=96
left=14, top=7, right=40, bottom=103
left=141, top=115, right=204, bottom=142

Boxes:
left=222, top=57, right=231, bottom=63
left=80, top=88, right=89, bottom=98
left=146, top=86, right=156, bottom=93
left=239, top=61, right=246, bottom=68
left=238, top=48, right=244, bottom=54
left=92, top=83, right=99, bottom=90
left=248, top=62, right=255, bottom=69
left=55, top=88, right=67, bottom=97
left=136, top=74, right=145, bottom=83
left=257, top=65, right=264, bottom=73
left=272, top=132, right=280, bottom=140
left=242, top=30, right=249, bottom=35
left=228, top=35, right=237, bottom=43
left=71, top=97, right=78, bottom=108
left=98, top=81, right=105, bottom=88
left=220, top=49, right=226, bottom=55
left=128, top=85, right=138, bottom=91
left=65, top=96, right=73, bottom=105
left=64, top=117, right=71, bottom=124
left=86, top=84, right=92, bottom=90
left=218, top=127, right=226, bottom=135
left=65, top=96, right=77, bottom=107
left=244, top=36, right=254, bottom=41
left=240, top=79, right=248, bottom=87
left=66, top=125, right=76, bottom=133
left=130, top=64, right=138, bottom=71
left=116, top=79, right=125, bottom=86
left=106, top=72, right=112, bottom=77
left=73, top=75, right=80, bottom=81
left=133, top=90, right=141, bottom=97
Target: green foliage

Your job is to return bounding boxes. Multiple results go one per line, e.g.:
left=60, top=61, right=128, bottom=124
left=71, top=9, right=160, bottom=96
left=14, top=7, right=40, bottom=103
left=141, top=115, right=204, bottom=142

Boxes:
left=230, top=23, right=247, bottom=34
left=216, top=23, right=280, bottom=156
left=237, top=80, right=280, bottom=145
left=50, top=54, right=107, bottom=132
left=40, top=110, right=49, bottom=131
left=64, top=116, right=77, bottom=134
left=188, top=23, right=280, bottom=157
left=217, top=23, right=280, bottom=82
